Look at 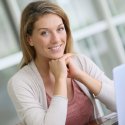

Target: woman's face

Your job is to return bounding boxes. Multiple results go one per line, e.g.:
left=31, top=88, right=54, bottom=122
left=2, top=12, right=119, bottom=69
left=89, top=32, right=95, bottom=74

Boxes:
left=28, top=13, right=67, bottom=61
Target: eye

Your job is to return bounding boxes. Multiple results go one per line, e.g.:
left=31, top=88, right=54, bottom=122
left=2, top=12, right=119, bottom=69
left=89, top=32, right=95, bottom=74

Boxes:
left=40, top=31, right=49, bottom=36
left=57, top=27, right=65, bottom=32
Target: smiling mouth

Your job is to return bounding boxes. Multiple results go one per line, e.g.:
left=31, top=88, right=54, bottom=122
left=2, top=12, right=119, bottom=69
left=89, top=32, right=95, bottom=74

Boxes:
left=48, top=44, right=62, bottom=51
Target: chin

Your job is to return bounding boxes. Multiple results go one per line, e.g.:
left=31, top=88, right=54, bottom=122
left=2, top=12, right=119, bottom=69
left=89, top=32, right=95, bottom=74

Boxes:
left=50, top=53, right=64, bottom=59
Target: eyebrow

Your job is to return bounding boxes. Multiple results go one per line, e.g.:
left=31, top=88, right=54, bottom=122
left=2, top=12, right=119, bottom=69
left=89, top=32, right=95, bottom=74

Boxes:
left=38, top=23, right=64, bottom=31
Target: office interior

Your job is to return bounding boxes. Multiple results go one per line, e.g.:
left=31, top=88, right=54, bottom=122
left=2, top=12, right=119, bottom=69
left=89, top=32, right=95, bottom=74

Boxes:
left=0, top=0, right=125, bottom=125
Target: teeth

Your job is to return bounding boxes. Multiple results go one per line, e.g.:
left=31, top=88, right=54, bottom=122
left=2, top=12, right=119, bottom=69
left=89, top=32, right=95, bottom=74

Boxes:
left=50, top=45, right=61, bottom=50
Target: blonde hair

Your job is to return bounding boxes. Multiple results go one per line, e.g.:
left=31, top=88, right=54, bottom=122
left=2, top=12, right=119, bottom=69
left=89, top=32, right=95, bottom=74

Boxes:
left=20, top=0, right=73, bottom=68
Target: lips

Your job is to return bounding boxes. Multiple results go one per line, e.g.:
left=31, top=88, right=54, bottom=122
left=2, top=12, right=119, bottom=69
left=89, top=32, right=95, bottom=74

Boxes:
left=48, top=44, right=62, bottom=51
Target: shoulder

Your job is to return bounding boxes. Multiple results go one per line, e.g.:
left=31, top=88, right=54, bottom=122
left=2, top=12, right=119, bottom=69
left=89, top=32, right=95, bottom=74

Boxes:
left=8, top=60, right=38, bottom=82
left=71, top=54, right=96, bottom=70
left=72, top=54, right=104, bottom=77
left=9, top=64, right=32, bottom=83
left=72, top=54, right=93, bottom=64
left=7, top=61, right=36, bottom=93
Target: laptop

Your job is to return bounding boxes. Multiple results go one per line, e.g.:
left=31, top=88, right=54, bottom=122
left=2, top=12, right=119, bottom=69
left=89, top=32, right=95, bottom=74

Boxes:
left=113, top=64, right=125, bottom=125
left=88, top=112, right=117, bottom=125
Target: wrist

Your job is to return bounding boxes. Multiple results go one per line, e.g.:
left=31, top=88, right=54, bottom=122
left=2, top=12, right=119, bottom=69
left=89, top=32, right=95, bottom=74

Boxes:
left=76, top=70, right=85, bottom=82
left=55, top=77, right=67, bottom=83
left=54, top=77, right=67, bottom=97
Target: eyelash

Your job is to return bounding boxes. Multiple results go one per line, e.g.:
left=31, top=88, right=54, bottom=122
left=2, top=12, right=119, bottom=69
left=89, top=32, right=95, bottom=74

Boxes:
left=58, top=27, right=65, bottom=32
left=40, top=27, right=65, bottom=36
left=41, top=31, right=48, bottom=36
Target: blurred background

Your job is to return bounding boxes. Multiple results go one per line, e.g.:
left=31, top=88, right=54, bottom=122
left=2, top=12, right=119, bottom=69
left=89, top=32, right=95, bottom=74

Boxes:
left=0, top=0, right=125, bottom=124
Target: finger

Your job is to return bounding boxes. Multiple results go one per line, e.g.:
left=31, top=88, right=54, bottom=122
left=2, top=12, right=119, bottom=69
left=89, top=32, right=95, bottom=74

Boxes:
left=60, top=53, right=72, bottom=61
left=65, top=56, right=72, bottom=65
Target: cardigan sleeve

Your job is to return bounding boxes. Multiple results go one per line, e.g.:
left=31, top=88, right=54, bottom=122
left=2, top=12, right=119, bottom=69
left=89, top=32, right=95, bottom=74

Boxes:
left=77, top=54, right=116, bottom=112
left=7, top=77, right=68, bottom=125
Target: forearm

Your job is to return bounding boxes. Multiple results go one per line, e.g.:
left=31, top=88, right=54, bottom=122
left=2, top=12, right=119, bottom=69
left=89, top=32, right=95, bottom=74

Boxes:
left=53, top=78, right=67, bottom=98
left=77, top=71, right=102, bottom=96
left=45, top=96, right=68, bottom=125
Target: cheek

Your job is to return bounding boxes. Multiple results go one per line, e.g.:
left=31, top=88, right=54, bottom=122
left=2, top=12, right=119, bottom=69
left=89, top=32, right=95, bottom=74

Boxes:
left=35, top=37, right=47, bottom=46
left=33, top=39, right=45, bottom=50
left=62, top=32, right=67, bottom=42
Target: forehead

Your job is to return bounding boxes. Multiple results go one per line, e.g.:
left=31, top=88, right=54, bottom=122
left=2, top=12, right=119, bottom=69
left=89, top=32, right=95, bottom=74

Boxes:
left=34, top=13, right=63, bottom=29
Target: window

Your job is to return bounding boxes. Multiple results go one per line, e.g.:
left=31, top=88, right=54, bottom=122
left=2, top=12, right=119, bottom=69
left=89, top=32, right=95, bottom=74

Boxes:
left=16, top=0, right=34, bottom=11
left=117, top=24, right=125, bottom=48
left=55, top=0, right=103, bottom=30
left=77, top=30, right=121, bottom=78
left=0, top=1, right=19, bottom=58
left=107, top=0, right=125, bottom=16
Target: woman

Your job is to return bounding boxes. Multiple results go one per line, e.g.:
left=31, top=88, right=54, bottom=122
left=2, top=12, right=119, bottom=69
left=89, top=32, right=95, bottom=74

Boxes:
left=8, top=1, right=116, bottom=125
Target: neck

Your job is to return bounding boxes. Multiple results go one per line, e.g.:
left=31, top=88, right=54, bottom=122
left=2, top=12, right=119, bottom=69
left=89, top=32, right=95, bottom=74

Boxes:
left=34, top=56, right=56, bottom=94
left=34, top=56, right=50, bottom=77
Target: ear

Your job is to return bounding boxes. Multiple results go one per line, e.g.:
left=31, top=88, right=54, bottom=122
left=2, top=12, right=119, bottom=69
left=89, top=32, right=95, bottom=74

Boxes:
left=27, top=35, right=34, bottom=46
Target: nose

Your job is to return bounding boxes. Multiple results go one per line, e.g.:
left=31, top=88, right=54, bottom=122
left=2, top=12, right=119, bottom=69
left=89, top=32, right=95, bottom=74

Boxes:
left=51, top=32, right=60, bottom=43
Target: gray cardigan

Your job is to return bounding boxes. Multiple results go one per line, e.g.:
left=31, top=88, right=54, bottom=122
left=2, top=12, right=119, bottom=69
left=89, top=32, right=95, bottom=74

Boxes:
left=8, top=54, right=116, bottom=125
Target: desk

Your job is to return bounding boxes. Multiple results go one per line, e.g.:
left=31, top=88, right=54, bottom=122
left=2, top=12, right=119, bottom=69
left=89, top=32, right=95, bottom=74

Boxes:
left=88, top=112, right=118, bottom=125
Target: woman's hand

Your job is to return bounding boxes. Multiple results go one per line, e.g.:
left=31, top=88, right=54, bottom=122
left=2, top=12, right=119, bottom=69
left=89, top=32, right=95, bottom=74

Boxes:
left=49, top=53, right=82, bottom=80
left=49, top=54, right=72, bottom=97
left=49, top=53, right=72, bottom=80
left=66, top=54, right=102, bottom=96
left=66, top=54, right=82, bottom=80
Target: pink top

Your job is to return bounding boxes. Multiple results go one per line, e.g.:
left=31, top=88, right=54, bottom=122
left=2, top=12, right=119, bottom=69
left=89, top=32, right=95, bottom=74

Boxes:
left=46, top=80, right=94, bottom=125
